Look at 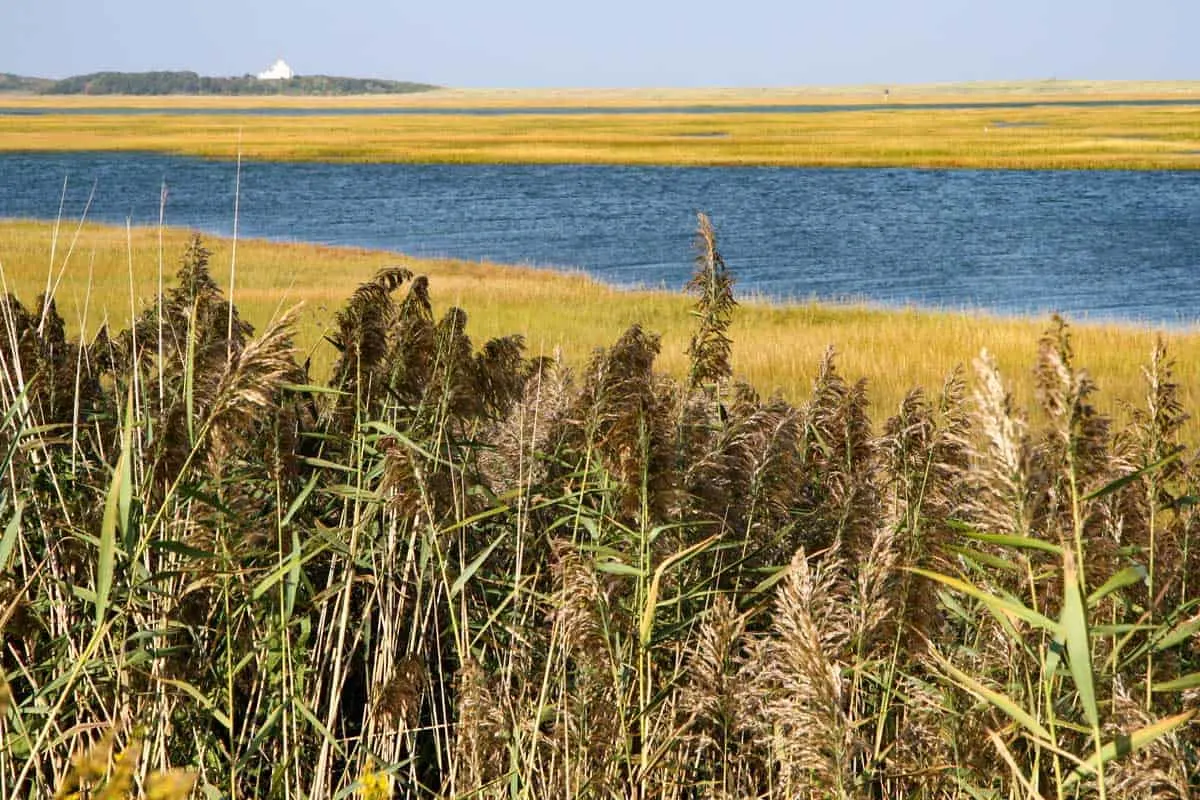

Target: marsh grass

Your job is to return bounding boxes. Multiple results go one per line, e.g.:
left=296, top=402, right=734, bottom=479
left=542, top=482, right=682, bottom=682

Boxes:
left=5, top=80, right=1200, bottom=108
left=3, top=219, right=1200, bottom=437
left=3, top=103, right=1200, bottom=169
left=3, top=216, right=1200, bottom=799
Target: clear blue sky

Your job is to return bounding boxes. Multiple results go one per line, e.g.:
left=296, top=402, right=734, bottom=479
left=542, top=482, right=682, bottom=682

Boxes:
left=2, top=0, right=1196, bottom=87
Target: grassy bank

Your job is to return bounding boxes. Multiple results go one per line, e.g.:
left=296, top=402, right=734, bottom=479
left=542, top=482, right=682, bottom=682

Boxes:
left=3, top=102, right=1200, bottom=168
left=4, top=215, right=1200, bottom=798
left=3, top=219, right=1200, bottom=435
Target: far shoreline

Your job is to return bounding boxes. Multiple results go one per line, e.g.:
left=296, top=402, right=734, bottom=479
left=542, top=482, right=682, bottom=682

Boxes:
left=3, top=79, right=1200, bottom=108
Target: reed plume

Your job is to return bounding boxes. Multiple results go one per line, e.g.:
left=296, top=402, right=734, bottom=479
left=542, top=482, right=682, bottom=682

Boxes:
left=686, top=212, right=737, bottom=391
left=764, top=549, right=860, bottom=798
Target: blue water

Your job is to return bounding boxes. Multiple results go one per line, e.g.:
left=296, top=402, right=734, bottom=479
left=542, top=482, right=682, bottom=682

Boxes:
left=2, top=152, right=1199, bottom=325
left=5, top=98, right=1200, bottom=117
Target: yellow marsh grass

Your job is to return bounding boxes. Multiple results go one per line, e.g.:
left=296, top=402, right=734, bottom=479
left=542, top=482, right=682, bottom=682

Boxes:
left=4, top=80, right=1200, bottom=108
left=3, top=104, right=1200, bottom=169
left=3, top=219, right=1200, bottom=436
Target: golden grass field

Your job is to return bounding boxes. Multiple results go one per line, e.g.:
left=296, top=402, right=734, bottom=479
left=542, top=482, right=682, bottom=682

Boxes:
left=3, top=218, right=1199, bottom=435
left=5, top=79, right=1200, bottom=107
left=3, top=83, right=1200, bottom=168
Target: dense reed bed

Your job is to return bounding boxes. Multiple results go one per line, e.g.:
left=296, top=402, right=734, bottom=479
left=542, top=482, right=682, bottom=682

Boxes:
left=4, top=216, right=1200, bottom=798
left=3, top=103, right=1200, bottom=169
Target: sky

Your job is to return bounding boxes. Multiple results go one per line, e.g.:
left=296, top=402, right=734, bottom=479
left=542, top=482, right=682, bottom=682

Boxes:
left=2, top=0, right=1197, bottom=88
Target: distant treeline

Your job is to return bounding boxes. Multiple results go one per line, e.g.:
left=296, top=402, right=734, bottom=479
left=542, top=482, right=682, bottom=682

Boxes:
left=2, top=70, right=437, bottom=95
left=0, top=73, right=55, bottom=93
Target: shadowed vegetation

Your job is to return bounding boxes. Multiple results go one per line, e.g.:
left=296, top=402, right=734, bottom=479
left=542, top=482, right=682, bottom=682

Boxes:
left=4, top=217, right=1200, bottom=798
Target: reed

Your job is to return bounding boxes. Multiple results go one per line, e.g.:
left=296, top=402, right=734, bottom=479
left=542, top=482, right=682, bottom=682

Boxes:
left=4, top=217, right=1200, bottom=799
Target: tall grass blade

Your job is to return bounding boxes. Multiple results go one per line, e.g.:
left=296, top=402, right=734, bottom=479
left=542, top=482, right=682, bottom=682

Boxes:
left=1082, top=451, right=1181, bottom=502
left=1060, top=551, right=1099, bottom=730
left=1151, top=613, right=1200, bottom=652
left=958, top=529, right=1064, bottom=555
left=96, top=390, right=134, bottom=626
left=927, top=646, right=1054, bottom=742
left=639, top=534, right=719, bottom=647
left=987, top=730, right=1043, bottom=800
left=1086, top=565, right=1148, bottom=607
left=1147, top=672, right=1200, bottom=692
left=908, top=567, right=1060, bottom=633
left=0, top=501, right=21, bottom=572
left=1062, top=709, right=1196, bottom=787
left=450, top=531, right=508, bottom=599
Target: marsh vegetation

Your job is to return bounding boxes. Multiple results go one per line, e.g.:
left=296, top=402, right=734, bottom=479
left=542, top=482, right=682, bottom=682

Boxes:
left=3, top=219, right=1200, bottom=435
left=3, top=102, right=1200, bottom=169
left=3, top=216, right=1200, bottom=798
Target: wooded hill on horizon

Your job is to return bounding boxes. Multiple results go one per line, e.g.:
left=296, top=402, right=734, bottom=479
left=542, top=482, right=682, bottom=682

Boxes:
left=0, top=70, right=437, bottom=95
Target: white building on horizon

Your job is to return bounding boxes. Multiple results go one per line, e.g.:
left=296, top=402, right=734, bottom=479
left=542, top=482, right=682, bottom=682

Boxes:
left=257, top=59, right=295, bottom=80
